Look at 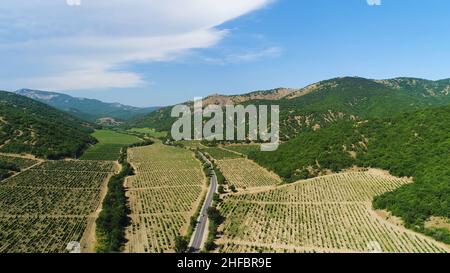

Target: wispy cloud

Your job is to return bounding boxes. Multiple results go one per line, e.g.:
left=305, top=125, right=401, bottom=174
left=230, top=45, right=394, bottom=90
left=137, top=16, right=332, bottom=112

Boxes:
left=225, top=46, right=282, bottom=63
left=0, top=0, right=272, bottom=91
left=367, top=0, right=382, bottom=6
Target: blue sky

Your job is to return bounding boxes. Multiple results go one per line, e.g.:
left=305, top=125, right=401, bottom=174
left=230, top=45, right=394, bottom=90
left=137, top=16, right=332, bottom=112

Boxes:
left=1, top=0, right=450, bottom=106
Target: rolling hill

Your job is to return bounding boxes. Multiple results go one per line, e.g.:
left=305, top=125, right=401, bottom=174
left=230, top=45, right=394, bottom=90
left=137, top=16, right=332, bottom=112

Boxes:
left=16, top=89, right=160, bottom=122
left=0, top=91, right=95, bottom=159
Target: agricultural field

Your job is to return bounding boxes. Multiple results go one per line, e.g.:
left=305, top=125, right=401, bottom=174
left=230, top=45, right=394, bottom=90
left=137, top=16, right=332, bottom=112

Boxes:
left=222, top=144, right=260, bottom=156
left=128, top=128, right=168, bottom=139
left=125, top=143, right=206, bottom=253
left=217, top=171, right=449, bottom=253
left=0, top=160, right=116, bottom=253
left=202, top=147, right=241, bottom=160
left=216, top=158, right=282, bottom=189
left=80, top=130, right=142, bottom=161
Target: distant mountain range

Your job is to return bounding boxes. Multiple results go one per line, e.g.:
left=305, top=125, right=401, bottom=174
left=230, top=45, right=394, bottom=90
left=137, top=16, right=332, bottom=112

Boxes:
left=15, top=89, right=160, bottom=123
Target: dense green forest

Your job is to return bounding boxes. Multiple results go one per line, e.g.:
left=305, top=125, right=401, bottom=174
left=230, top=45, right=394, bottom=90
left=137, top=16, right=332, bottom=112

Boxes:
left=247, top=106, right=450, bottom=242
left=0, top=160, right=19, bottom=180
left=0, top=91, right=95, bottom=159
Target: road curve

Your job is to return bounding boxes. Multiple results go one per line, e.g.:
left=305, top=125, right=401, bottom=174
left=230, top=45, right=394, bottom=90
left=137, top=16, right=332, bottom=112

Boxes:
left=188, top=152, right=217, bottom=253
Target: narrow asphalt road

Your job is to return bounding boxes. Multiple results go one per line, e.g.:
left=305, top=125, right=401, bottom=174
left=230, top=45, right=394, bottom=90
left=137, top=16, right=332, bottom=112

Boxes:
left=189, top=152, right=217, bottom=253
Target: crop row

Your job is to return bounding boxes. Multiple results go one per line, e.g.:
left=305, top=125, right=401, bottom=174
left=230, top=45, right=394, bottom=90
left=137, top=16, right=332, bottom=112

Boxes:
left=217, top=158, right=282, bottom=189
left=125, top=214, right=186, bottom=253
left=0, top=160, right=115, bottom=253
left=0, top=216, right=87, bottom=253
left=125, top=143, right=206, bottom=253
left=35, top=160, right=116, bottom=172
left=3, top=170, right=110, bottom=189
left=223, top=172, right=411, bottom=203
left=218, top=172, right=448, bottom=253
left=128, top=185, right=204, bottom=214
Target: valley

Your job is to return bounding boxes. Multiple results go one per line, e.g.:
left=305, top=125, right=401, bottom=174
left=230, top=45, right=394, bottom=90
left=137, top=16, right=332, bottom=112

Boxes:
left=0, top=75, right=449, bottom=253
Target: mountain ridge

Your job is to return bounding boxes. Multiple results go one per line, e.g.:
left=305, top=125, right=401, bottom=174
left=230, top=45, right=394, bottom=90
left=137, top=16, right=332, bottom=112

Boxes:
left=15, top=89, right=160, bottom=122
left=129, top=76, right=450, bottom=135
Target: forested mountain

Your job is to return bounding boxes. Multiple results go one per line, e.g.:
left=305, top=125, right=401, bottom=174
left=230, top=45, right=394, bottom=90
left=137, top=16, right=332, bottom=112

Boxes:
left=130, top=77, right=450, bottom=139
left=16, top=89, right=159, bottom=122
left=0, top=91, right=95, bottom=159
left=272, top=77, right=450, bottom=139
left=246, top=105, right=450, bottom=243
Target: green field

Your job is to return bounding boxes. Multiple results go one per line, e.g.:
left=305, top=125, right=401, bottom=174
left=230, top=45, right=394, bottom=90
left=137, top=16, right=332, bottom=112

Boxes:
left=80, top=130, right=142, bottom=161
left=128, top=128, right=167, bottom=139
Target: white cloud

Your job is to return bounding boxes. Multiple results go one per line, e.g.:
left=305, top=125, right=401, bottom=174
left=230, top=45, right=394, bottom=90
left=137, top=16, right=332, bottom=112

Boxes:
left=66, top=0, right=81, bottom=6
left=0, top=0, right=272, bottom=90
left=367, top=0, right=382, bottom=6
left=22, top=65, right=144, bottom=91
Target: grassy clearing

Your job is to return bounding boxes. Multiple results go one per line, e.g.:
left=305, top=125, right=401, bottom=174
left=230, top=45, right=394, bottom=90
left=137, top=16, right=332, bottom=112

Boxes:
left=80, top=130, right=142, bottom=161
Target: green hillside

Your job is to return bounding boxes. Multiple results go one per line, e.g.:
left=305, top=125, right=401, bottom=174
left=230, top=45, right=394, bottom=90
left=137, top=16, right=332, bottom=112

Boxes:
left=128, top=106, right=175, bottom=132
left=0, top=91, right=95, bottom=159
